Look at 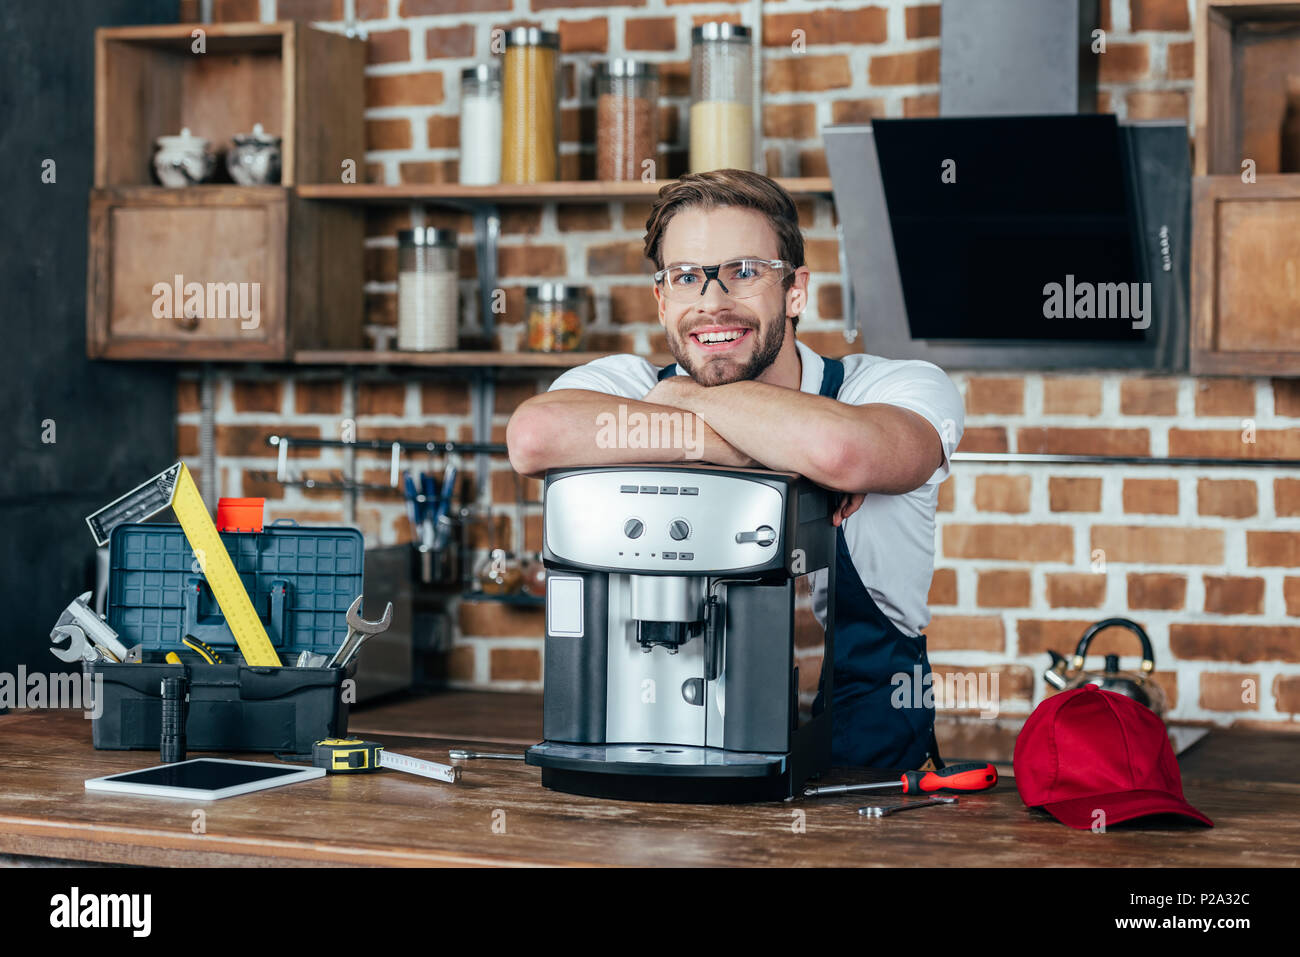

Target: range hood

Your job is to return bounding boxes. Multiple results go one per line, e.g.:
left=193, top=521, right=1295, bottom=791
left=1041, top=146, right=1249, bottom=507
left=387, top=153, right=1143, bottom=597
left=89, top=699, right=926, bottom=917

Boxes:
left=824, top=0, right=1190, bottom=371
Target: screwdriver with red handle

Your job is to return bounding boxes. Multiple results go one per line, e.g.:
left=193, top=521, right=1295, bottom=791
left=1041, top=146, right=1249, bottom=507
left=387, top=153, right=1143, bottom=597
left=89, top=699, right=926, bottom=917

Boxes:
left=802, top=762, right=998, bottom=798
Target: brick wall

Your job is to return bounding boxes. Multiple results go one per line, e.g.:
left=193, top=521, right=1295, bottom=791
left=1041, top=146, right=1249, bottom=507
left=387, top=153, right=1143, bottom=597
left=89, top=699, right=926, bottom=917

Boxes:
left=173, top=0, right=1300, bottom=726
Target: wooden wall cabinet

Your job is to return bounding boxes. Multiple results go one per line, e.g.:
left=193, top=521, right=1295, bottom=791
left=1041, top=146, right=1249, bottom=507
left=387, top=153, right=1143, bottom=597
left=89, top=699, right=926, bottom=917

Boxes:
left=1192, top=176, right=1300, bottom=374
left=1192, top=1, right=1300, bottom=375
left=95, top=21, right=364, bottom=187
left=87, top=186, right=363, bottom=361
left=88, top=22, right=365, bottom=362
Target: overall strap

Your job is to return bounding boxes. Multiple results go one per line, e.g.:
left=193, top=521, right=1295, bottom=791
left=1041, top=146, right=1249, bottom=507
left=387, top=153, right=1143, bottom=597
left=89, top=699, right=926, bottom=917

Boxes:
left=659, top=354, right=845, bottom=394
left=819, top=355, right=845, bottom=398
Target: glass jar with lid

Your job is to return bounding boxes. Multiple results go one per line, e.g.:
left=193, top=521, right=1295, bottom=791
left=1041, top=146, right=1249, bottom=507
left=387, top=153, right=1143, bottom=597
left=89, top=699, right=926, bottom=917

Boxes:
left=460, top=64, right=502, bottom=186
left=689, top=22, right=754, bottom=173
left=524, top=283, right=588, bottom=353
left=501, top=27, right=562, bottom=183
left=397, top=228, right=459, bottom=352
left=594, top=59, right=660, bottom=182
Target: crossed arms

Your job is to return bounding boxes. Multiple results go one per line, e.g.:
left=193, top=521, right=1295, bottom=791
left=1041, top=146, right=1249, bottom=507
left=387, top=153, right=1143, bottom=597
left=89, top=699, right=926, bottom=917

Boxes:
left=506, top=374, right=946, bottom=509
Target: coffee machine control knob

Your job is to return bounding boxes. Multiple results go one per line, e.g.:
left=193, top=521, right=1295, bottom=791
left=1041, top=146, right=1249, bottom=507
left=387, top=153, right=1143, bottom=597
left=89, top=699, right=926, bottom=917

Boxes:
left=624, top=518, right=645, bottom=539
left=668, top=519, right=691, bottom=541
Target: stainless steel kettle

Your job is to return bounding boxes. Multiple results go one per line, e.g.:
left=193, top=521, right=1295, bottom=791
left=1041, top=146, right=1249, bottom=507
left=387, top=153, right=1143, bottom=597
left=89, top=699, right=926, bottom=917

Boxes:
left=1042, top=617, right=1166, bottom=716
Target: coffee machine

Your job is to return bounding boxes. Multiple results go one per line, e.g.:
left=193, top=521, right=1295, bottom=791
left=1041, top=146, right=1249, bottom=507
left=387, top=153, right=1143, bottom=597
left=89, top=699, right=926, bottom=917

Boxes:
left=525, top=464, right=837, bottom=803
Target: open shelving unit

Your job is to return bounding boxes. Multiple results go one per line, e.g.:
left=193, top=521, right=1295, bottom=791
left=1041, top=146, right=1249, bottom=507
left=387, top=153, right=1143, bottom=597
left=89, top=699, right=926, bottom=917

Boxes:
left=297, top=177, right=834, bottom=205
left=292, top=349, right=674, bottom=368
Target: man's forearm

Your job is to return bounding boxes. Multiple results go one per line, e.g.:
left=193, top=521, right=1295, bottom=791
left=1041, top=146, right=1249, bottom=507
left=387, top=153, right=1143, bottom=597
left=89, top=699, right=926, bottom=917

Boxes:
left=506, top=389, right=754, bottom=478
left=669, top=379, right=939, bottom=493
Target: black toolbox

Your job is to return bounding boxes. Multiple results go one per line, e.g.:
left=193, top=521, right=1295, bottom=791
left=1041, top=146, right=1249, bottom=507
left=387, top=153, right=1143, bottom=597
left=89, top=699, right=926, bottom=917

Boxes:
left=89, top=519, right=364, bottom=755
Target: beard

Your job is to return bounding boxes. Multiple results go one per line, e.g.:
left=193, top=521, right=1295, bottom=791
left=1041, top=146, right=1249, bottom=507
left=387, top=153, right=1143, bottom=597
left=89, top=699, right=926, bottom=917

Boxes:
left=668, top=305, right=787, bottom=387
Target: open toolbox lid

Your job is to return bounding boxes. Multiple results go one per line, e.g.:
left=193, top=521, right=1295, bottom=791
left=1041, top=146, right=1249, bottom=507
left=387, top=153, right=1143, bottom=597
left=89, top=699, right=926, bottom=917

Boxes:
left=106, top=519, right=363, bottom=660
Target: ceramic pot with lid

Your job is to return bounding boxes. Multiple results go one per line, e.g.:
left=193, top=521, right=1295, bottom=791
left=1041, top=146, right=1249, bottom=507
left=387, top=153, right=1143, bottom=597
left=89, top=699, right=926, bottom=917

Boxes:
left=153, top=128, right=215, bottom=187
left=226, top=123, right=282, bottom=185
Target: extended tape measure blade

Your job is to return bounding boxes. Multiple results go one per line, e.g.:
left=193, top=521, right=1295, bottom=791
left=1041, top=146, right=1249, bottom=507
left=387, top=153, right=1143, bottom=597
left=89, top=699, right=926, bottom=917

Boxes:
left=170, top=463, right=281, bottom=667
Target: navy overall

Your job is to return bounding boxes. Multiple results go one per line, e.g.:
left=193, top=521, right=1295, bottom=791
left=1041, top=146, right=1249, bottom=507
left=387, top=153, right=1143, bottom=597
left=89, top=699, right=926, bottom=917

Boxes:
left=657, top=353, right=942, bottom=770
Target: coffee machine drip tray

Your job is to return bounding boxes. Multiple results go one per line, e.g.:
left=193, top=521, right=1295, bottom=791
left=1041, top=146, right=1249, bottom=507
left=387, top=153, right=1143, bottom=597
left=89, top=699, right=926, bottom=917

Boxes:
left=525, top=742, right=789, bottom=804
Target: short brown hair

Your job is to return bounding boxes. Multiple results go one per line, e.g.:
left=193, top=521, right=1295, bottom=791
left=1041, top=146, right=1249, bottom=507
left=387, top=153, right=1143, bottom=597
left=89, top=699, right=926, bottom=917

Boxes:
left=643, top=169, right=806, bottom=329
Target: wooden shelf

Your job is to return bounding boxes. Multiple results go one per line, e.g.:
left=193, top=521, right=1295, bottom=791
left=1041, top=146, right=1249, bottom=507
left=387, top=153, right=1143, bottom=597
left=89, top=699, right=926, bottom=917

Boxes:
left=292, top=349, right=673, bottom=368
left=296, top=177, right=834, bottom=205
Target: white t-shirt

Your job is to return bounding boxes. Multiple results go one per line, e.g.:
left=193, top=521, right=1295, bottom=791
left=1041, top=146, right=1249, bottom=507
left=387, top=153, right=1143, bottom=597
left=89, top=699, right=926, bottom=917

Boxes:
left=546, top=337, right=965, bottom=637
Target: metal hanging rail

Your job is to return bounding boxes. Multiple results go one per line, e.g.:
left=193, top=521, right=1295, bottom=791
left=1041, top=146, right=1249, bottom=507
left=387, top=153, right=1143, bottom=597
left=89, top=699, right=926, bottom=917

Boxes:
left=255, top=434, right=511, bottom=499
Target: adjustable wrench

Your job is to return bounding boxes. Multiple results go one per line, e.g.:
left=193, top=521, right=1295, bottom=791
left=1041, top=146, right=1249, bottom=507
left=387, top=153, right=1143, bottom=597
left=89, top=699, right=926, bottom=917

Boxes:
left=859, top=796, right=958, bottom=817
left=50, top=592, right=130, bottom=663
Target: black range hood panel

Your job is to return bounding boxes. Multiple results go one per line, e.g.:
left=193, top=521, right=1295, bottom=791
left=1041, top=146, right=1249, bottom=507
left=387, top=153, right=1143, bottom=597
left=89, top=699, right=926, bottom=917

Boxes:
left=824, top=116, right=1191, bottom=371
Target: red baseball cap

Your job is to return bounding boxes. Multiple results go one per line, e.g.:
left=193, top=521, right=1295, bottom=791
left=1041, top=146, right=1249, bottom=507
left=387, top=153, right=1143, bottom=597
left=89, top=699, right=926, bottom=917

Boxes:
left=1013, top=685, right=1213, bottom=829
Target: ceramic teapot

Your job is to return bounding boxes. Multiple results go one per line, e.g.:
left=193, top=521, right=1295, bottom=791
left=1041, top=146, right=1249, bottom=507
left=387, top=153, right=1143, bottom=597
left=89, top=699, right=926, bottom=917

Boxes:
left=153, top=128, right=214, bottom=187
left=1042, top=617, right=1167, bottom=716
left=226, top=123, right=282, bottom=185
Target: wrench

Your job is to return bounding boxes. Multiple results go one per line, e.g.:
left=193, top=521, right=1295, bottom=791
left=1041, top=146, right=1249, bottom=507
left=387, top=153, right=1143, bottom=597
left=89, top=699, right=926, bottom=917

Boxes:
left=449, top=749, right=526, bottom=761
left=50, top=625, right=102, bottom=663
left=859, top=796, right=958, bottom=818
left=50, top=592, right=130, bottom=663
left=327, top=595, right=394, bottom=669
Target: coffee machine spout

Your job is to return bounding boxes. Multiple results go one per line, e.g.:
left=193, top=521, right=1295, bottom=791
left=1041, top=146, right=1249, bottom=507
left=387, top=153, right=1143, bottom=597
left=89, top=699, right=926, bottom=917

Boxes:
left=630, top=574, right=705, bottom=652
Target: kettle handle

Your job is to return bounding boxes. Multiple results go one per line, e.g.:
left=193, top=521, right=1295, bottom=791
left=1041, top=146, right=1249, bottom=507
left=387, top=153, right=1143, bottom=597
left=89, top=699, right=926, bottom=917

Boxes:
left=1072, top=618, right=1155, bottom=674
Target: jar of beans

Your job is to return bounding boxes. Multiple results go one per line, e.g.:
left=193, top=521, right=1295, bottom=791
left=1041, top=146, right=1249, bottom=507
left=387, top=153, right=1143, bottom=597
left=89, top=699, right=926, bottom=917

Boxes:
left=501, top=27, right=561, bottom=183
left=525, top=283, right=588, bottom=352
left=594, top=59, right=660, bottom=182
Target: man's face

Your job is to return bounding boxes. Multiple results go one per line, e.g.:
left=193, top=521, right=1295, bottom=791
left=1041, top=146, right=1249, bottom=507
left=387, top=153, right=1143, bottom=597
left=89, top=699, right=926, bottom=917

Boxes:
left=653, top=206, right=808, bottom=387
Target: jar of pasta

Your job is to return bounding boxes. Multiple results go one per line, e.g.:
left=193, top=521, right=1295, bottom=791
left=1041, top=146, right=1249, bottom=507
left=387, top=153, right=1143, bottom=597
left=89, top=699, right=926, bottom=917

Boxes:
left=501, top=27, right=561, bottom=183
left=525, top=283, right=588, bottom=352
left=689, top=22, right=754, bottom=173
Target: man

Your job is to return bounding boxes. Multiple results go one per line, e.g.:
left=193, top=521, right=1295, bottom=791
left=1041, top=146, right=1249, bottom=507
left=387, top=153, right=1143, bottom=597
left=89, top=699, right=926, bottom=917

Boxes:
left=507, top=169, right=964, bottom=769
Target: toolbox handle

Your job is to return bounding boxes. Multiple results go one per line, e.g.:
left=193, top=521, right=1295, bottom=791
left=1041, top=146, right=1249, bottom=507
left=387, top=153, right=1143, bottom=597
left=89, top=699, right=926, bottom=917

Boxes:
left=183, top=576, right=290, bottom=652
left=268, top=518, right=300, bottom=527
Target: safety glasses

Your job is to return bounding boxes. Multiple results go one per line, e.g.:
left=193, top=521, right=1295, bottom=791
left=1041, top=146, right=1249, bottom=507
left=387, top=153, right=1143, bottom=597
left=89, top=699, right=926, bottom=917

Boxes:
left=653, top=258, right=794, bottom=302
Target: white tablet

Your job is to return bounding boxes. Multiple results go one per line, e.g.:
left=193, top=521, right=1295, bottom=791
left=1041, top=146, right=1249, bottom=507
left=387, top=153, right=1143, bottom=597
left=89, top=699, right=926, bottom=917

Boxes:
left=85, top=758, right=325, bottom=801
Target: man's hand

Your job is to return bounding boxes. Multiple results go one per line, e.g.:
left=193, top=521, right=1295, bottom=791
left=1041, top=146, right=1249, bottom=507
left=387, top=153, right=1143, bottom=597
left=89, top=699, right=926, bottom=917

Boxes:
left=833, top=492, right=866, bottom=527
left=642, top=374, right=701, bottom=409
left=642, top=375, right=761, bottom=469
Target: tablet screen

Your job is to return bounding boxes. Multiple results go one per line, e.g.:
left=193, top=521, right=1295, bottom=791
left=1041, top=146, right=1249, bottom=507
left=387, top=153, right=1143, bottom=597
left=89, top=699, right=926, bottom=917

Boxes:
left=103, top=759, right=308, bottom=790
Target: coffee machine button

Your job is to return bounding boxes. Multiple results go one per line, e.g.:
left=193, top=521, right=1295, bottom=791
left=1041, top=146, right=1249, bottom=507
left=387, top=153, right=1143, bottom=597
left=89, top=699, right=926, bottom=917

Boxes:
left=679, top=552, right=693, bottom=560
left=681, top=487, right=699, bottom=495
left=681, top=678, right=704, bottom=705
left=662, top=551, right=677, bottom=559
left=639, top=485, right=658, bottom=494
left=620, top=484, right=638, bottom=493
left=668, top=519, right=691, bottom=541
left=624, top=518, right=645, bottom=539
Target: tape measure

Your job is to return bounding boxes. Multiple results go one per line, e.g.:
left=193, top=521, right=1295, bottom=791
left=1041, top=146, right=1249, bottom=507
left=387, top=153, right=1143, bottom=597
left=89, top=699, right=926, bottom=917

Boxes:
left=169, top=463, right=282, bottom=667
left=313, top=738, right=384, bottom=773
left=312, top=738, right=461, bottom=784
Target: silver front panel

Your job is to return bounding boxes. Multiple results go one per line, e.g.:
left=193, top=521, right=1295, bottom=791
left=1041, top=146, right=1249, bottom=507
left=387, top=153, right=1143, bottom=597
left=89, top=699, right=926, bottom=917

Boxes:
left=605, top=572, right=706, bottom=746
left=545, top=469, right=783, bottom=573
left=629, top=574, right=704, bottom=622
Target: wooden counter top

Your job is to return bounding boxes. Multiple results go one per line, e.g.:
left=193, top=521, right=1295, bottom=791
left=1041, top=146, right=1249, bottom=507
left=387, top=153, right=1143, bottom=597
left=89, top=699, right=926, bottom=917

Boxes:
left=0, top=694, right=1295, bottom=867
